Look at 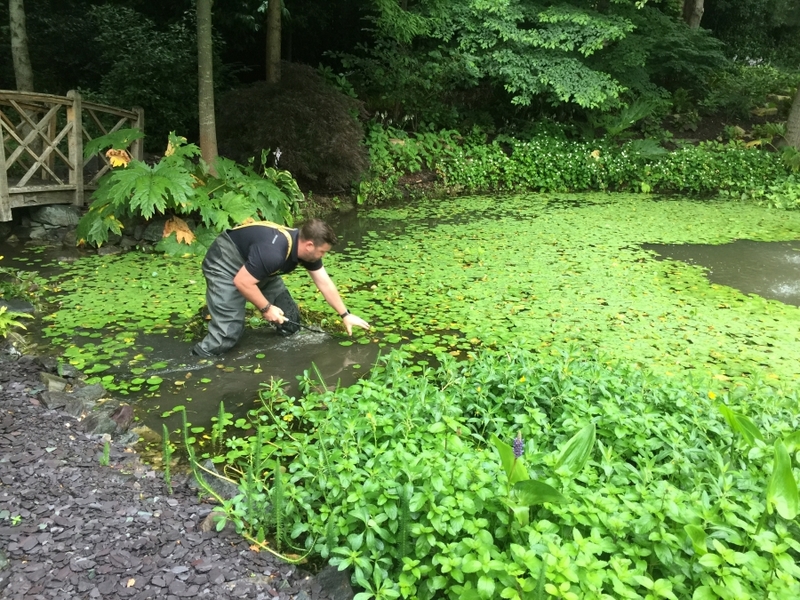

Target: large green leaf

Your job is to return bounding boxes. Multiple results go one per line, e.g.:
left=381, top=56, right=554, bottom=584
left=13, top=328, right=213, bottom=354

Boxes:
left=766, top=440, right=800, bottom=520
left=555, top=423, right=596, bottom=476
left=684, top=524, right=707, bottom=556
left=513, top=480, right=565, bottom=506
left=718, top=404, right=763, bottom=446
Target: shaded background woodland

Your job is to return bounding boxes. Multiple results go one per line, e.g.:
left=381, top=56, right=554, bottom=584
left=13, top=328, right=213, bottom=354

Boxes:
left=1, top=0, right=799, bottom=195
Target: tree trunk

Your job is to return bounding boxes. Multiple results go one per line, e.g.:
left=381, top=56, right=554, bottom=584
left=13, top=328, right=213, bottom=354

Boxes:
left=266, top=0, right=281, bottom=83
left=197, top=0, right=218, bottom=171
left=9, top=0, right=34, bottom=91
left=682, top=0, right=704, bottom=29
left=787, top=84, right=800, bottom=149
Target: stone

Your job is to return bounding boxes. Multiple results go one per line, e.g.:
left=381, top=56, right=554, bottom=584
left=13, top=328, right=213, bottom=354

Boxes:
left=40, top=390, right=70, bottom=409
left=65, top=395, right=87, bottom=417
left=130, top=425, right=161, bottom=446
left=313, top=565, right=355, bottom=600
left=142, top=220, right=168, bottom=242
left=30, top=206, right=81, bottom=227
left=28, top=225, right=49, bottom=240
left=97, top=246, right=122, bottom=256
left=71, top=383, right=107, bottom=404
left=61, top=228, right=78, bottom=247
left=192, top=461, right=240, bottom=500
left=200, top=511, right=236, bottom=534
left=82, top=412, right=118, bottom=436
left=40, top=372, right=69, bottom=392
left=110, top=404, right=134, bottom=432
left=0, top=299, right=35, bottom=314
left=57, top=363, right=82, bottom=379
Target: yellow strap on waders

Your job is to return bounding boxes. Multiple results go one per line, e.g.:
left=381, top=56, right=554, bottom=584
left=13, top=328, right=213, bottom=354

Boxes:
left=231, top=221, right=294, bottom=274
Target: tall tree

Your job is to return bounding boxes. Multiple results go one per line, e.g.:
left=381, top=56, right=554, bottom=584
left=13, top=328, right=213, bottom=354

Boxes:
left=787, top=85, right=800, bottom=149
left=197, top=0, right=219, bottom=169
left=266, top=0, right=281, bottom=82
left=9, top=0, right=34, bottom=90
left=682, top=0, right=704, bottom=29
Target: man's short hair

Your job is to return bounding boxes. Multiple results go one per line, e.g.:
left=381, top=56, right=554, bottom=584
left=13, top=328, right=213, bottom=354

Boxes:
left=298, top=218, right=338, bottom=247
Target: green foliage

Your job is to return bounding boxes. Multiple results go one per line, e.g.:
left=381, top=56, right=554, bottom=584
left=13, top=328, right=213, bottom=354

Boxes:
left=738, top=174, right=800, bottom=210
left=87, top=5, right=200, bottom=149
left=99, top=439, right=110, bottom=466
left=162, top=424, right=173, bottom=494
left=202, top=348, right=800, bottom=599
left=703, top=0, right=800, bottom=66
left=357, top=125, right=461, bottom=205
left=339, top=1, right=731, bottom=132
left=589, top=98, right=663, bottom=139
left=358, top=126, right=787, bottom=202
left=0, top=262, right=45, bottom=304
left=76, top=133, right=303, bottom=251
left=701, top=64, right=800, bottom=120
left=0, top=306, right=33, bottom=339
left=83, top=128, right=145, bottom=159
left=600, top=6, right=728, bottom=99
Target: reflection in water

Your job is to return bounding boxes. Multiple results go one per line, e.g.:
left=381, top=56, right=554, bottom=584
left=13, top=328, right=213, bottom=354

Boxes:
left=643, top=240, right=800, bottom=307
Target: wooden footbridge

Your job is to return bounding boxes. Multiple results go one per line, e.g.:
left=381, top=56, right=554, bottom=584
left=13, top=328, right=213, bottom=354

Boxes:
left=0, top=90, right=143, bottom=222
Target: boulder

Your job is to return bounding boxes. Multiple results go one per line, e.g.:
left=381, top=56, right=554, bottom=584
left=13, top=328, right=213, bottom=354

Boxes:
left=30, top=205, right=81, bottom=227
left=0, top=299, right=34, bottom=314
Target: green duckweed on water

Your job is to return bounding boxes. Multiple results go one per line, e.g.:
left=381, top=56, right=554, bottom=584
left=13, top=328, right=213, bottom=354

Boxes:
left=309, top=193, right=800, bottom=384
left=41, top=193, right=800, bottom=388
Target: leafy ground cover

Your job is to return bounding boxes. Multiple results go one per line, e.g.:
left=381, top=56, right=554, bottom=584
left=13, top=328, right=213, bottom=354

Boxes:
left=201, top=347, right=800, bottom=600
left=32, top=192, right=800, bottom=598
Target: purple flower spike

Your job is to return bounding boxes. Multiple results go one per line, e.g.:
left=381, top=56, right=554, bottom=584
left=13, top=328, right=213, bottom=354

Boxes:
left=513, top=433, right=524, bottom=458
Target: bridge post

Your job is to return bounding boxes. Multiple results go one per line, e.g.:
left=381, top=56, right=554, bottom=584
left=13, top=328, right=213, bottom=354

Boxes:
left=131, top=106, right=144, bottom=161
left=0, top=119, right=9, bottom=222
left=67, top=90, right=84, bottom=208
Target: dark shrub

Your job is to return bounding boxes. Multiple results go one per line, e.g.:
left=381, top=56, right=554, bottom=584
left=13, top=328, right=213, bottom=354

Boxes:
left=216, top=62, right=368, bottom=194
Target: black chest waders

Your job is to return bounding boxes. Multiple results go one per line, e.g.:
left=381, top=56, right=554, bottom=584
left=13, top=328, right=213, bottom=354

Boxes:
left=191, top=227, right=300, bottom=357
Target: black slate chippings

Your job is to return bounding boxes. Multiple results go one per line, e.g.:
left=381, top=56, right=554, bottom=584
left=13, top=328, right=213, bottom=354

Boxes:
left=0, top=354, right=343, bottom=600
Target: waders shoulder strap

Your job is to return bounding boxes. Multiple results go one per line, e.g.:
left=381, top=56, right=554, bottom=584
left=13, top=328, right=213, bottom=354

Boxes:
left=231, top=221, right=294, bottom=261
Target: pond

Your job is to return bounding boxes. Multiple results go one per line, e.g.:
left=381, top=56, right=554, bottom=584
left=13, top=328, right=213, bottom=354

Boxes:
left=644, top=239, right=800, bottom=307
left=5, top=192, right=800, bottom=434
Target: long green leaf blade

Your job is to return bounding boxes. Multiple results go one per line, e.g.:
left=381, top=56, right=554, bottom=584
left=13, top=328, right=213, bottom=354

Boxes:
left=555, top=423, right=596, bottom=476
left=767, top=440, right=800, bottom=520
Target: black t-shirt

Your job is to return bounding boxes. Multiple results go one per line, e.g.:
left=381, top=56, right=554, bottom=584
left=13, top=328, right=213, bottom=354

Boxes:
left=226, top=223, right=323, bottom=281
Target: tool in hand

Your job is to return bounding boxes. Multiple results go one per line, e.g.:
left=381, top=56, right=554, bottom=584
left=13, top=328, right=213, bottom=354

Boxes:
left=277, top=317, right=350, bottom=339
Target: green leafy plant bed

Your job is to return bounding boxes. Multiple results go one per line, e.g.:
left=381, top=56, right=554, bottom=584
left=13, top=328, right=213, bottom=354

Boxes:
left=193, top=347, right=800, bottom=599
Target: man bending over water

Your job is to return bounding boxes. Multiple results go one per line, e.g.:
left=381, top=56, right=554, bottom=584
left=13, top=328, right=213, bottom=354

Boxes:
left=192, top=218, right=369, bottom=357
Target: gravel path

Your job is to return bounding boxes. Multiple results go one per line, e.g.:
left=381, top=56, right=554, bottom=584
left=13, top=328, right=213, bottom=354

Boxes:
left=0, top=354, right=349, bottom=600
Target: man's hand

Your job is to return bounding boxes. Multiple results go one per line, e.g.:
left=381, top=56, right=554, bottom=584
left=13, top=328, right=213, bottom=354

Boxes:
left=342, top=313, right=370, bottom=336
left=263, top=305, right=286, bottom=324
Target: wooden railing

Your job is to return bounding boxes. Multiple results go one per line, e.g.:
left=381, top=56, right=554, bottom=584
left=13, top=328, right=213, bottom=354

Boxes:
left=0, top=90, right=143, bottom=222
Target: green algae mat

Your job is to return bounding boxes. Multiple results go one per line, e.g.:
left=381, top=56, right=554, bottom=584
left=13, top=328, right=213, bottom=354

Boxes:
left=43, top=193, right=800, bottom=388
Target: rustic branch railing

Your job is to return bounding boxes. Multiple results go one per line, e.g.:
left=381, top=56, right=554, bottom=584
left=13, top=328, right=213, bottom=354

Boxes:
left=0, top=90, right=143, bottom=222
